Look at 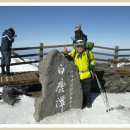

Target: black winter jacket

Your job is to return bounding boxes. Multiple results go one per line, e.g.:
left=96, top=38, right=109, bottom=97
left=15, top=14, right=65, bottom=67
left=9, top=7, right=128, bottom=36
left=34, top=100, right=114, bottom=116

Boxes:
left=75, top=30, right=88, bottom=43
left=1, top=30, right=14, bottom=52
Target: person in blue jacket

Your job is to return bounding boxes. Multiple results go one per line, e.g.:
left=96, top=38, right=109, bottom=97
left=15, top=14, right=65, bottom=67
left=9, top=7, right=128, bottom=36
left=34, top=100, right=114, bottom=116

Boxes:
left=1, top=28, right=16, bottom=76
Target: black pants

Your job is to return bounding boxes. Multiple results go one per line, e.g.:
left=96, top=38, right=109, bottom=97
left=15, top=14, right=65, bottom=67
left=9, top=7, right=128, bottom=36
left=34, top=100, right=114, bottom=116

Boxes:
left=80, top=77, right=92, bottom=108
left=1, top=51, right=11, bottom=66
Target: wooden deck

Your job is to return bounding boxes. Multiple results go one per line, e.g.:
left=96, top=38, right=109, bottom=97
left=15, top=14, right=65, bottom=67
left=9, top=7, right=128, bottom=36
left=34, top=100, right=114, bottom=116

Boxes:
left=0, top=71, right=39, bottom=86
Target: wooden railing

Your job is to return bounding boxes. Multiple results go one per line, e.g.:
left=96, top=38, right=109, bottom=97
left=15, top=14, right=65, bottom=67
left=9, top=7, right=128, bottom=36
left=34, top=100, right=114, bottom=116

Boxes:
left=0, top=43, right=130, bottom=67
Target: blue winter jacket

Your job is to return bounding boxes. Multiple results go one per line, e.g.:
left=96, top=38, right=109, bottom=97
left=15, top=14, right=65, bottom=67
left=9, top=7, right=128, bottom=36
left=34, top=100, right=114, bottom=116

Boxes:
left=1, top=30, right=14, bottom=52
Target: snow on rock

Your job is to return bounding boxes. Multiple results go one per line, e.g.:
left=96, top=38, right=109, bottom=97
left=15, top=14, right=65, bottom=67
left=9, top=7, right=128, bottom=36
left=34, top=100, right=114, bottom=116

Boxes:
left=117, top=62, right=130, bottom=67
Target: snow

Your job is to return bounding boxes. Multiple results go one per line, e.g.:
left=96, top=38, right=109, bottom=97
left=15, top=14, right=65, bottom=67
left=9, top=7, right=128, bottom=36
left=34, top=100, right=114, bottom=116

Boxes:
left=39, top=92, right=130, bottom=124
left=117, top=62, right=130, bottom=67
left=0, top=53, right=130, bottom=126
left=10, top=58, right=38, bottom=72
left=0, top=87, right=130, bottom=125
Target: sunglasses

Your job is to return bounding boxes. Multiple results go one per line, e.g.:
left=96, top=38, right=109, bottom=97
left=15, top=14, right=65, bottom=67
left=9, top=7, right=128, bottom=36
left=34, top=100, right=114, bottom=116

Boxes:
left=76, top=45, right=84, bottom=48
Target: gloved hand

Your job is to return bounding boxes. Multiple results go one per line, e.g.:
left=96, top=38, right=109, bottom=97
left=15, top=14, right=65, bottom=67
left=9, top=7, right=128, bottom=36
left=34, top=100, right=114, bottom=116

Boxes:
left=88, top=65, right=94, bottom=71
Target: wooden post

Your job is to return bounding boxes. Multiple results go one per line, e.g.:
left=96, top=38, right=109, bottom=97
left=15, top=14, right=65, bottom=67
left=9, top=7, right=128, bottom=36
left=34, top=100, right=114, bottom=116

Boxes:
left=39, top=43, right=43, bottom=61
left=114, top=46, right=119, bottom=67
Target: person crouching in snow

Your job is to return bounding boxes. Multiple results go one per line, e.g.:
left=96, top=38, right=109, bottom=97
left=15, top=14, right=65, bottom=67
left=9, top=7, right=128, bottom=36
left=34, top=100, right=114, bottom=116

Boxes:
left=64, top=40, right=95, bottom=108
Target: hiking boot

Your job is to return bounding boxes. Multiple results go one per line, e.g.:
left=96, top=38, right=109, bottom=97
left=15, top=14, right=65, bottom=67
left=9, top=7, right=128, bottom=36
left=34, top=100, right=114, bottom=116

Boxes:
left=6, top=65, right=10, bottom=76
left=1, top=65, right=6, bottom=75
left=1, top=72, right=6, bottom=76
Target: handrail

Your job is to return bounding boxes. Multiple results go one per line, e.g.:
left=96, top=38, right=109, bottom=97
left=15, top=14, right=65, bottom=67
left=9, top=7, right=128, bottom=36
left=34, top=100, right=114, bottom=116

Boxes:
left=0, top=43, right=130, bottom=67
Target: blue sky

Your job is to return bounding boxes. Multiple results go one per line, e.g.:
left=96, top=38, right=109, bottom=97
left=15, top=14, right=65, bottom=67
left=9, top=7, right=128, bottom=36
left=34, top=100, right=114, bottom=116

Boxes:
left=0, top=6, right=130, bottom=49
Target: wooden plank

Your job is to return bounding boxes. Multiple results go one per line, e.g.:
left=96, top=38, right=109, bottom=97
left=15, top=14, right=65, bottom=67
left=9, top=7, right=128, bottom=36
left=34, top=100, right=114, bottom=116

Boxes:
left=93, top=51, right=114, bottom=56
left=12, top=73, right=22, bottom=84
left=118, top=48, right=130, bottom=51
left=20, top=73, right=30, bottom=84
left=0, top=76, right=2, bottom=86
left=28, top=72, right=35, bottom=81
left=29, top=72, right=39, bottom=82
left=0, top=73, right=23, bottom=86
left=24, top=72, right=34, bottom=83
left=11, top=53, right=39, bottom=58
left=118, top=54, right=130, bottom=57
left=9, top=60, right=39, bottom=66
left=94, top=45, right=115, bottom=50
left=28, top=72, right=36, bottom=83
left=28, top=72, right=37, bottom=82
left=14, top=73, right=25, bottom=84
left=44, top=44, right=66, bottom=48
left=6, top=75, right=14, bottom=85
left=13, top=46, right=40, bottom=50
left=1, top=75, right=7, bottom=86
left=18, top=73, right=25, bottom=84
left=0, top=76, right=3, bottom=84
left=0, top=72, right=39, bottom=86
left=32, top=72, right=39, bottom=80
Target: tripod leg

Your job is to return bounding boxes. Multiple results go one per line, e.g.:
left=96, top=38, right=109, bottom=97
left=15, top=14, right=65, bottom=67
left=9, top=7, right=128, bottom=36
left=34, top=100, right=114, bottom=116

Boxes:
left=0, top=92, right=2, bottom=100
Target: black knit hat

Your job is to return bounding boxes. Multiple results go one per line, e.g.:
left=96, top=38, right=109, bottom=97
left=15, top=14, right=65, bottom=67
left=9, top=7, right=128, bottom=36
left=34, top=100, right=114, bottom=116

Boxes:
left=8, top=28, right=15, bottom=34
left=8, top=28, right=15, bottom=36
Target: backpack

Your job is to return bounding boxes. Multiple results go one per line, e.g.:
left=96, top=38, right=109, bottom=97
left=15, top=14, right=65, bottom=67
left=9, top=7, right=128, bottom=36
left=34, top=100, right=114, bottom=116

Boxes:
left=85, top=42, right=94, bottom=51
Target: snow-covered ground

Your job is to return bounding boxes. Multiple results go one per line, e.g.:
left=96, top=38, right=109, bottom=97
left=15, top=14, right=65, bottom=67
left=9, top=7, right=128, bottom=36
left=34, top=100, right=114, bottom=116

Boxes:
left=0, top=89, right=130, bottom=125
left=0, top=52, right=130, bottom=126
left=10, top=58, right=38, bottom=72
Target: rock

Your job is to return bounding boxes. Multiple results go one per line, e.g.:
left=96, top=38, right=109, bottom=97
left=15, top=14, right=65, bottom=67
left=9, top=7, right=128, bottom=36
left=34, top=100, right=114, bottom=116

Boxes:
left=1, top=86, right=22, bottom=105
left=91, top=63, right=130, bottom=93
left=34, top=50, right=82, bottom=122
left=119, top=58, right=129, bottom=62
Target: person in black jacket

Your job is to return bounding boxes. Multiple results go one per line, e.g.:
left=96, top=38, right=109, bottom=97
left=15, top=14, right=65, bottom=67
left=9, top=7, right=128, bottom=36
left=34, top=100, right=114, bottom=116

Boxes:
left=1, top=28, right=16, bottom=76
left=71, top=25, right=88, bottom=48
